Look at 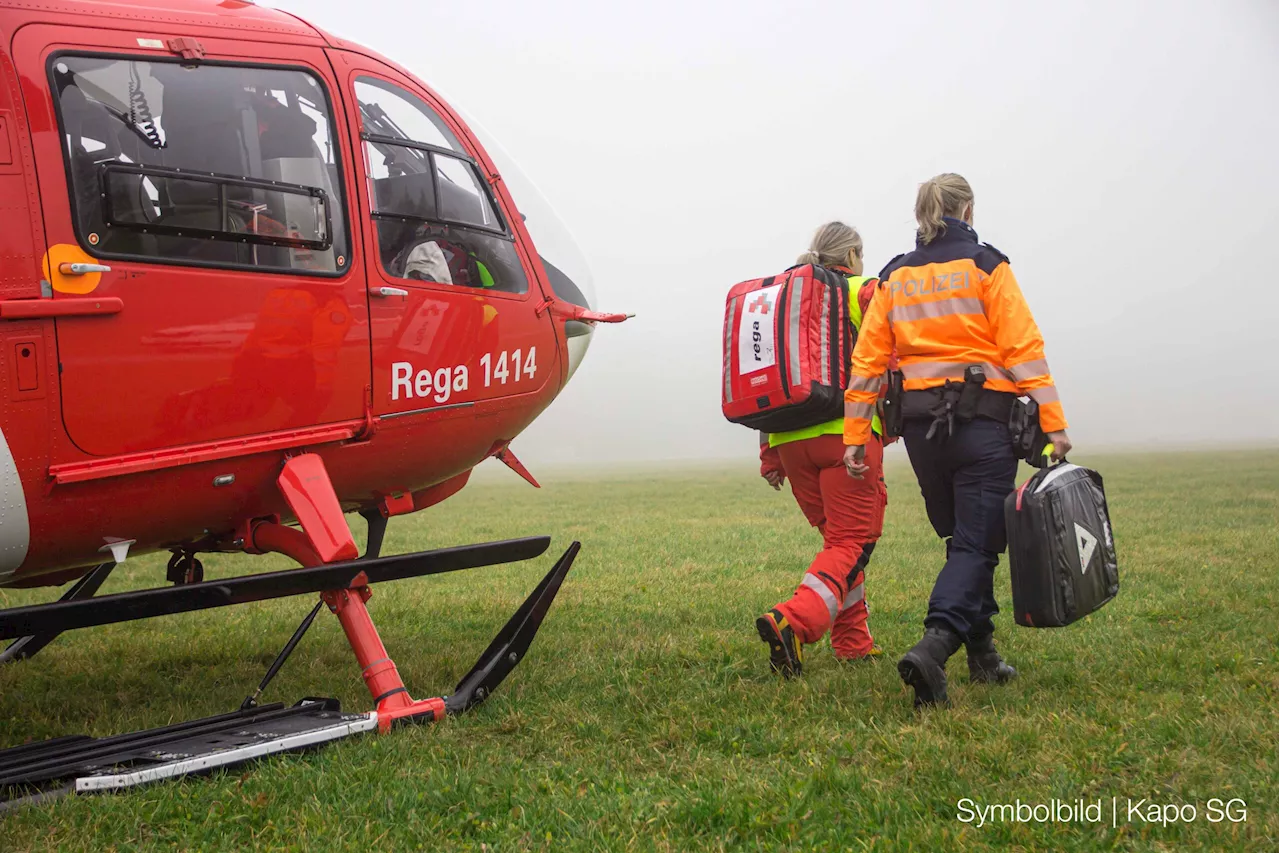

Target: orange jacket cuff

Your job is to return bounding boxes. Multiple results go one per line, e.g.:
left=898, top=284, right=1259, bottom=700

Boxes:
left=1038, top=401, right=1068, bottom=433
left=843, top=420, right=871, bottom=446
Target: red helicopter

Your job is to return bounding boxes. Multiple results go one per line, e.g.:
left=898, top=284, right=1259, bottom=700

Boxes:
left=0, top=0, right=625, bottom=798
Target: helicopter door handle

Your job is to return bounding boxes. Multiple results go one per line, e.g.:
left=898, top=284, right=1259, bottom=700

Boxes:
left=59, top=263, right=112, bottom=275
left=371, top=286, right=409, bottom=298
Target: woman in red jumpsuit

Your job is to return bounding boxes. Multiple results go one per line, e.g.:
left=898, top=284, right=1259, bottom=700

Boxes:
left=755, top=222, right=889, bottom=677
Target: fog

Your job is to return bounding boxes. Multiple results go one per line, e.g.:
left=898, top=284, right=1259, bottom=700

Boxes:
left=273, top=0, right=1278, bottom=468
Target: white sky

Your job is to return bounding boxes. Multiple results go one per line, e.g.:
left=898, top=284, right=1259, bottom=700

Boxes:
left=273, top=0, right=1278, bottom=466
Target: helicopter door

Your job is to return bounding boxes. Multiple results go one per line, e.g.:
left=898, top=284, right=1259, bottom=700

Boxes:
left=13, top=28, right=369, bottom=457
left=334, top=61, right=559, bottom=418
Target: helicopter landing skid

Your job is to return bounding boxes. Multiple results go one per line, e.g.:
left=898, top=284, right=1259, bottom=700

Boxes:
left=0, top=541, right=579, bottom=804
left=327, top=540, right=579, bottom=730
left=0, top=536, right=551, bottom=642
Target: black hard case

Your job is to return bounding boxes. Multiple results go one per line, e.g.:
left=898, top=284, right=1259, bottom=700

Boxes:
left=1005, top=463, right=1119, bottom=628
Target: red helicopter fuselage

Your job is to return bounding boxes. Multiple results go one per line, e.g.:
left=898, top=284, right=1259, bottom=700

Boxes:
left=0, top=0, right=602, bottom=589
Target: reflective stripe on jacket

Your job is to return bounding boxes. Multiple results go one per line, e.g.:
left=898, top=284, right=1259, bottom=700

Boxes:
left=770, top=273, right=882, bottom=448
left=843, top=218, right=1067, bottom=446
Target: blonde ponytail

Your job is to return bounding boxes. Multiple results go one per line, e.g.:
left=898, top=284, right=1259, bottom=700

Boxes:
left=797, top=222, right=863, bottom=268
left=915, top=173, right=974, bottom=244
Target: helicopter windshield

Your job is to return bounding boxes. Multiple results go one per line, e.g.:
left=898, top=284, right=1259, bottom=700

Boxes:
left=460, top=111, right=597, bottom=313
left=452, top=107, right=599, bottom=380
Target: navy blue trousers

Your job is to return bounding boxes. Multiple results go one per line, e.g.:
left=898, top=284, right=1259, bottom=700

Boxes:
left=902, top=418, right=1018, bottom=638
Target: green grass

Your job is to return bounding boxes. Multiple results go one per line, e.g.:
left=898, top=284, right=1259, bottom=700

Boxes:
left=0, top=450, right=1275, bottom=851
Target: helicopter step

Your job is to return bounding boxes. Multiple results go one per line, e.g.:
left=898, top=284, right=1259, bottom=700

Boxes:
left=0, top=699, right=376, bottom=808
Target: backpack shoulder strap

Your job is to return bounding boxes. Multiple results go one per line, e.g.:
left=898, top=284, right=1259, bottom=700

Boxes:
left=845, top=275, right=877, bottom=330
left=857, top=277, right=879, bottom=315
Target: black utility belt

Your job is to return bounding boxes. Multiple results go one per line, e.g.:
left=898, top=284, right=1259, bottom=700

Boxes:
left=900, top=387, right=1016, bottom=423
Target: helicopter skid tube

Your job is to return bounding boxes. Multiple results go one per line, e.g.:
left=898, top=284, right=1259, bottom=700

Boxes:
left=311, top=541, right=581, bottom=732
left=0, top=541, right=579, bottom=801
left=0, top=536, right=551, bottom=642
left=343, top=539, right=579, bottom=731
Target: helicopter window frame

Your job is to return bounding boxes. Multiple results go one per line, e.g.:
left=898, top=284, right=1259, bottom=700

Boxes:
left=353, top=75, right=529, bottom=295
left=360, top=134, right=508, bottom=237
left=361, top=135, right=528, bottom=293
left=101, top=162, right=334, bottom=251
left=46, top=51, right=354, bottom=279
left=355, top=76, right=466, bottom=153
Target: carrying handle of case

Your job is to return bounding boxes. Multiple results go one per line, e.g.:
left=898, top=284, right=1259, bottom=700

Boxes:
left=1015, top=458, right=1071, bottom=510
left=1014, top=479, right=1032, bottom=512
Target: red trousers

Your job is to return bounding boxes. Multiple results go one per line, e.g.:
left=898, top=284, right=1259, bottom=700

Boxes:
left=772, top=434, right=886, bottom=658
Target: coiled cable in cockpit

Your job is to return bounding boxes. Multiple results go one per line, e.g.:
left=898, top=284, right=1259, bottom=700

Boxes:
left=128, top=63, right=165, bottom=149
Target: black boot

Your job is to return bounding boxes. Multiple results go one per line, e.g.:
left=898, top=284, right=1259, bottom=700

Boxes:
left=897, top=625, right=963, bottom=708
left=756, top=608, right=803, bottom=678
left=965, top=633, right=1017, bottom=684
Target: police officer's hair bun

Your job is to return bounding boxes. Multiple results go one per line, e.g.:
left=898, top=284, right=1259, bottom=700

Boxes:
left=916, top=173, right=974, bottom=244
left=798, top=222, right=863, bottom=268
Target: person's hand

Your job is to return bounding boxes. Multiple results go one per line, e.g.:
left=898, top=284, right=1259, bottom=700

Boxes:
left=843, top=444, right=868, bottom=479
left=1046, top=430, right=1072, bottom=462
left=760, top=442, right=785, bottom=490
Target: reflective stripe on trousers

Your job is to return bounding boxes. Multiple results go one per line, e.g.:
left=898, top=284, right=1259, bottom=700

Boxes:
left=802, top=574, right=840, bottom=623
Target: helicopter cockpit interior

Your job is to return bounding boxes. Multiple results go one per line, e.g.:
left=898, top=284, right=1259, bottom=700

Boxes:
left=50, top=56, right=347, bottom=273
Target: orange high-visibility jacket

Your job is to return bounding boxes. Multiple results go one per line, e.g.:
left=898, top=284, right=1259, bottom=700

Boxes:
left=844, top=218, right=1067, bottom=446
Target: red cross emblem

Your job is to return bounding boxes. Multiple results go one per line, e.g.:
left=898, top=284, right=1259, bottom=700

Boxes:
left=747, top=293, right=773, bottom=313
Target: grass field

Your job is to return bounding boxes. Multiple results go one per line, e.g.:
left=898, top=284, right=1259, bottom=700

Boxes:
left=0, top=449, right=1275, bottom=851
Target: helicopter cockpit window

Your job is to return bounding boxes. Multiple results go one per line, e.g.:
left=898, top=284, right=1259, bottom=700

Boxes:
left=355, top=77, right=528, bottom=295
left=50, top=56, right=349, bottom=274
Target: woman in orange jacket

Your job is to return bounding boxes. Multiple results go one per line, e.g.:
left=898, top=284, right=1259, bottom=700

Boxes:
left=843, top=174, right=1071, bottom=707
left=755, top=222, right=888, bottom=677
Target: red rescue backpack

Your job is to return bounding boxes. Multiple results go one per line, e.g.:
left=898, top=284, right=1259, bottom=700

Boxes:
left=721, top=264, right=855, bottom=433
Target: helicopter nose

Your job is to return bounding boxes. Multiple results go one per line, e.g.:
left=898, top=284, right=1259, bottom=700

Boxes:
left=565, top=324, right=592, bottom=381
left=541, top=255, right=593, bottom=311
left=541, top=255, right=594, bottom=381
